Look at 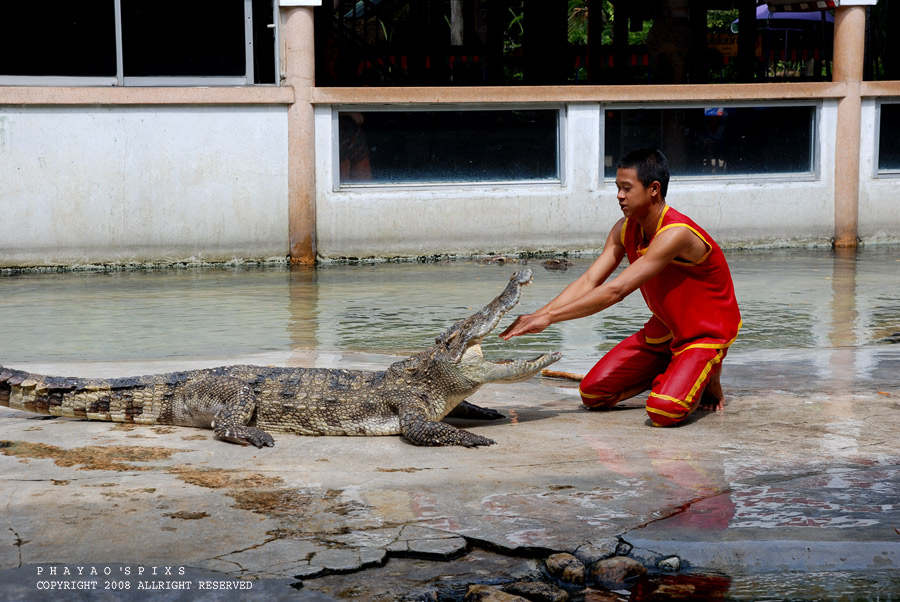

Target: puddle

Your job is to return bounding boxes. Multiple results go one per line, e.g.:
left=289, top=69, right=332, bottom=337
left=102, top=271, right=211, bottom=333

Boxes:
left=584, top=570, right=900, bottom=601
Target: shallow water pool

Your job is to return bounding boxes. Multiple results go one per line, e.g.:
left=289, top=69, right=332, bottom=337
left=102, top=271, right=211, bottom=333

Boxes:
left=1, top=248, right=898, bottom=372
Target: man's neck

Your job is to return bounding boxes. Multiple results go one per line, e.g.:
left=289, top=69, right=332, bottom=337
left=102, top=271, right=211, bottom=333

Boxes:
left=637, top=202, right=667, bottom=240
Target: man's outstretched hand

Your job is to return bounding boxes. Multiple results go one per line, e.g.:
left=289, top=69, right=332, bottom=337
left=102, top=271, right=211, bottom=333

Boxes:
left=499, top=313, right=551, bottom=340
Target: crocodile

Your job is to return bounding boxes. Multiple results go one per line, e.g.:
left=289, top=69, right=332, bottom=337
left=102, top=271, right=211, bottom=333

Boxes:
left=0, top=270, right=560, bottom=448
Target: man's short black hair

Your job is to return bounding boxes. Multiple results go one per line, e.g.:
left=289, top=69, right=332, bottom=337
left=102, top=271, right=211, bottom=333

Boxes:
left=617, top=148, right=669, bottom=198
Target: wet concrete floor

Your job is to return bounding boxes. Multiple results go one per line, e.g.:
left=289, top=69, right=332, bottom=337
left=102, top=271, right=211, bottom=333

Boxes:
left=1, top=248, right=899, bottom=600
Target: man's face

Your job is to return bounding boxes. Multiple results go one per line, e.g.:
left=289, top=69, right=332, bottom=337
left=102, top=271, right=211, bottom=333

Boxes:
left=615, top=167, right=658, bottom=219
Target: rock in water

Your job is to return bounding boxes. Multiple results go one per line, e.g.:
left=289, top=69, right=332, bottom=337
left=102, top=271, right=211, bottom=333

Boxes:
left=658, top=555, right=682, bottom=572
left=503, top=580, right=570, bottom=602
left=573, top=538, right=619, bottom=565
left=588, top=556, right=647, bottom=589
left=544, top=553, right=585, bottom=586
left=464, top=584, right=530, bottom=602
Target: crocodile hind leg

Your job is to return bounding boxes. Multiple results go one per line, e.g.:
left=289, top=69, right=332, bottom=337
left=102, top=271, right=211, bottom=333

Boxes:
left=446, top=400, right=505, bottom=421
left=181, top=377, right=275, bottom=448
left=400, top=398, right=494, bottom=447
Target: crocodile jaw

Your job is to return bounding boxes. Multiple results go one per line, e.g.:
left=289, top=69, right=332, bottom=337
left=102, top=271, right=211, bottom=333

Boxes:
left=433, top=269, right=535, bottom=364
left=430, top=268, right=561, bottom=380
left=458, top=346, right=561, bottom=384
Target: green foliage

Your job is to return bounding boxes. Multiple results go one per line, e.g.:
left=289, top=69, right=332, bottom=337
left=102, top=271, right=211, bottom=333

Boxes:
left=568, top=0, right=589, bottom=46
left=505, top=2, right=524, bottom=54
left=707, top=9, right=739, bottom=33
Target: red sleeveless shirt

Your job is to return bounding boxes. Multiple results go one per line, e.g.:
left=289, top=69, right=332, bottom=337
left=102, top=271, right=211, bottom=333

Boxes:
left=621, top=205, right=741, bottom=354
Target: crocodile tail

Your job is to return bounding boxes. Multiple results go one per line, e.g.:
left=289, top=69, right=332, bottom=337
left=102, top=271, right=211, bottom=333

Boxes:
left=0, top=365, right=175, bottom=424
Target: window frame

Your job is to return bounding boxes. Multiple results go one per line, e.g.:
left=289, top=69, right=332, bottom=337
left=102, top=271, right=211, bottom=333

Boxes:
left=601, top=100, right=821, bottom=185
left=331, top=104, right=567, bottom=191
left=875, top=100, right=900, bottom=178
left=0, top=0, right=278, bottom=86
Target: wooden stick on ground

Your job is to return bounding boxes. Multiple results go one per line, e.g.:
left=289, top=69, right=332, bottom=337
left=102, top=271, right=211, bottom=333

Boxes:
left=540, top=369, right=585, bottom=382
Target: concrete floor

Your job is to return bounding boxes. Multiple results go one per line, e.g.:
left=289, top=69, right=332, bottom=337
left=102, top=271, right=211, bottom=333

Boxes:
left=1, top=344, right=899, bottom=600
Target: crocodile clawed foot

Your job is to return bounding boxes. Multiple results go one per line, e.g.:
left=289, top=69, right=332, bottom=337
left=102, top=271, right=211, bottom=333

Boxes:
left=458, top=431, right=495, bottom=447
left=246, top=431, right=276, bottom=448
left=214, top=425, right=275, bottom=448
left=401, top=417, right=495, bottom=447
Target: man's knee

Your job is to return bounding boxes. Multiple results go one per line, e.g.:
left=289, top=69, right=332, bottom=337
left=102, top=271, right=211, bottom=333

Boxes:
left=580, top=387, right=621, bottom=410
left=645, top=393, right=694, bottom=426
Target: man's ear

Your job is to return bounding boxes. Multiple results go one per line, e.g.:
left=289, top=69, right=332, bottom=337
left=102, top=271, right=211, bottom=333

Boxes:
left=650, top=181, right=661, bottom=197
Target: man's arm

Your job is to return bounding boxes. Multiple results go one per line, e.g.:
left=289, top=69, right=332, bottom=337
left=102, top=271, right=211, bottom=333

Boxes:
left=535, top=219, right=627, bottom=314
left=499, top=220, right=626, bottom=339
left=500, top=224, right=699, bottom=339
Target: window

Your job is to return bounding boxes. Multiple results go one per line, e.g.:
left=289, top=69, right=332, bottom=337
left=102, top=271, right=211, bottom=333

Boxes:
left=316, top=2, right=835, bottom=87
left=604, top=104, right=816, bottom=178
left=336, top=108, right=561, bottom=186
left=1, top=2, right=117, bottom=79
left=0, top=0, right=277, bottom=85
left=877, top=103, right=900, bottom=175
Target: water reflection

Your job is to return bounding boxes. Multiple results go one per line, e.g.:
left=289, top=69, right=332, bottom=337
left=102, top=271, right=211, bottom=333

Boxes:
left=0, top=248, right=898, bottom=369
left=610, top=570, right=900, bottom=601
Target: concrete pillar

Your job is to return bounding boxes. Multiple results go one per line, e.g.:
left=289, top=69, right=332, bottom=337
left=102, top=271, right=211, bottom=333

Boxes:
left=283, top=7, right=317, bottom=265
left=831, top=5, right=867, bottom=249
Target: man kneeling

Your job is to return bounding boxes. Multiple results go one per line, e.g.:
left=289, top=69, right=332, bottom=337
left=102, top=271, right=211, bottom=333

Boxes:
left=500, top=148, right=741, bottom=426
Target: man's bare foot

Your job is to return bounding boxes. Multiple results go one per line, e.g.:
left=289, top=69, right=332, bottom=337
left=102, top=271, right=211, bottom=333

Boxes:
left=698, top=369, right=724, bottom=412
left=698, top=395, right=723, bottom=412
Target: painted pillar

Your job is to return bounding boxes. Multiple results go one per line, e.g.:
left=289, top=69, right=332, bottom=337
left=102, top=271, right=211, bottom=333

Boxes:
left=283, top=5, right=318, bottom=264
left=831, top=4, right=867, bottom=249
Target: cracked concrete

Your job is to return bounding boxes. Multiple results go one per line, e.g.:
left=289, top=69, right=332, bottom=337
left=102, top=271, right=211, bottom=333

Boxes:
left=1, top=344, right=899, bottom=600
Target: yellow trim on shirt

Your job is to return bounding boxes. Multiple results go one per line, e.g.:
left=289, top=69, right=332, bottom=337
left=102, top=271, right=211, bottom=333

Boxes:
left=671, top=321, right=742, bottom=356
left=654, top=223, right=713, bottom=264
left=644, top=332, right=673, bottom=345
left=655, top=204, right=670, bottom=233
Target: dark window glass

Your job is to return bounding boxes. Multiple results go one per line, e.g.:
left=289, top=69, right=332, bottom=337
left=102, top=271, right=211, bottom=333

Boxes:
left=604, top=106, right=815, bottom=178
left=878, top=104, right=900, bottom=172
left=316, top=2, right=835, bottom=87
left=338, top=110, right=559, bottom=185
left=121, top=0, right=246, bottom=77
left=866, top=1, right=900, bottom=81
left=0, top=1, right=116, bottom=77
left=252, top=0, right=276, bottom=84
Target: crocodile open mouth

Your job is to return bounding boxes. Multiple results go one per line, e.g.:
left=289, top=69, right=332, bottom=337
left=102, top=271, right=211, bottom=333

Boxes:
left=435, top=269, right=533, bottom=363
left=453, top=270, right=561, bottom=378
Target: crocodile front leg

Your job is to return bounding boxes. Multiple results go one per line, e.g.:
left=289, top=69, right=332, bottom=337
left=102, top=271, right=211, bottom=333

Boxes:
left=181, top=377, right=275, bottom=448
left=399, top=397, right=494, bottom=447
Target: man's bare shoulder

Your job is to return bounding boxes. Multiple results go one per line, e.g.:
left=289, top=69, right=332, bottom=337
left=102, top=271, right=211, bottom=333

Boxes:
left=609, top=217, right=628, bottom=243
left=650, top=223, right=709, bottom=262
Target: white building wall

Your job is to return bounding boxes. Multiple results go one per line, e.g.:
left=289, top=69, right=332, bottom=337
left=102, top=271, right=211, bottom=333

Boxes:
left=314, top=101, right=842, bottom=260
left=1, top=97, right=897, bottom=268
left=0, top=106, right=289, bottom=267
left=859, top=99, right=900, bottom=243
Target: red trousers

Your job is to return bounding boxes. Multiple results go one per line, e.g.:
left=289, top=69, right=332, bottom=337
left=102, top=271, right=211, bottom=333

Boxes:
left=579, top=330, right=726, bottom=426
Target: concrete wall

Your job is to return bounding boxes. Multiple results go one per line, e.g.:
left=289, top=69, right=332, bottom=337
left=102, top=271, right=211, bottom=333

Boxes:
left=0, top=106, right=289, bottom=267
left=313, top=100, right=840, bottom=259
left=859, top=99, right=900, bottom=243
left=0, top=93, right=897, bottom=268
